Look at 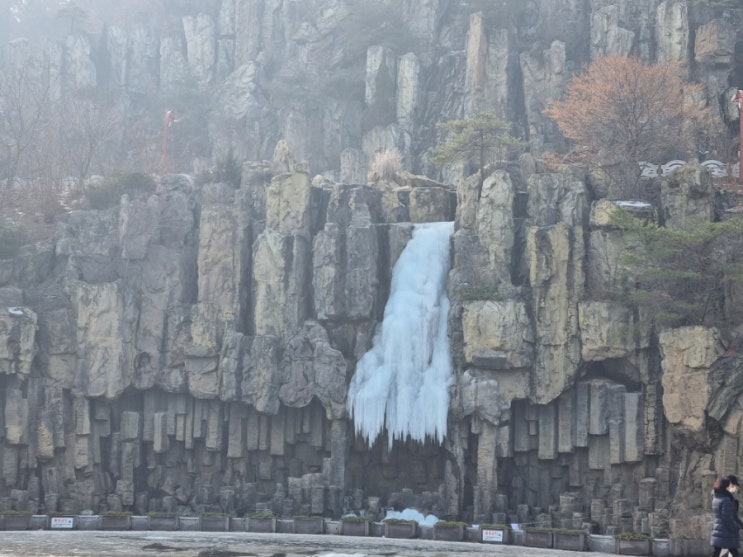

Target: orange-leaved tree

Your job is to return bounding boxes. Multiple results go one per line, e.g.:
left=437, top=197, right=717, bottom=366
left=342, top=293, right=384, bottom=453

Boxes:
left=545, top=55, right=715, bottom=197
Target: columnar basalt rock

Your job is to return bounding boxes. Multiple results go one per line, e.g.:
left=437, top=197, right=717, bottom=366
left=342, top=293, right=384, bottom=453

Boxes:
left=63, top=35, right=96, bottom=91
left=586, top=199, right=656, bottom=294
left=461, top=300, right=534, bottom=372
left=0, top=159, right=716, bottom=532
left=526, top=173, right=588, bottom=404
left=656, top=1, right=689, bottom=63
left=183, top=13, right=218, bottom=87
left=4, top=0, right=743, bottom=547
left=591, top=5, right=635, bottom=58
left=695, top=19, right=736, bottom=67
left=278, top=321, right=347, bottom=419
left=659, top=326, right=724, bottom=434
left=579, top=301, right=648, bottom=361
left=396, top=53, right=421, bottom=129
left=464, top=12, right=511, bottom=118
left=0, top=308, right=37, bottom=377
left=0, top=167, right=466, bottom=516
left=660, top=162, right=715, bottom=228
left=452, top=171, right=515, bottom=291
left=6, top=0, right=737, bottom=183
left=519, top=40, right=568, bottom=153
left=72, top=281, right=137, bottom=400
left=126, top=24, right=160, bottom=93
left=528, top=222, right=582, bottom=404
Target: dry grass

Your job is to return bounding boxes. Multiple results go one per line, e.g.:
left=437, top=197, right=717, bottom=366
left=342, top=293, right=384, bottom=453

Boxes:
left=371, top=149, right=403, bottom=180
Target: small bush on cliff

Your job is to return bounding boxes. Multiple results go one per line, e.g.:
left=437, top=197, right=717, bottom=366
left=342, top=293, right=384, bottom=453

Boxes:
left=84, top=172, right=156, bottom=210
left=460, top=285, right=503, bottom=301
left=195, top=149, right=243, bottom=188
left=214, top=148, right=243, bottom=187
left=370, top=149, right=403, bottom=180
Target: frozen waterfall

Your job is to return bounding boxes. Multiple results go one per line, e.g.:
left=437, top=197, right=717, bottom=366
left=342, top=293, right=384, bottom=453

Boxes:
left=347, top=221, right=454, bottom=449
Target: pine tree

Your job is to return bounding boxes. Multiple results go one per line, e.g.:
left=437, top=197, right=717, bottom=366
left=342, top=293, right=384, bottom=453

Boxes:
left=612, top=208, right=743, bottom=329
left=431, top=111, right=525, bottom=198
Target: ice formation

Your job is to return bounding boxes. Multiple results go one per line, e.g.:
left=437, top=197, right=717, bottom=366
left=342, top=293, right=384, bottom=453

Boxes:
left=317, top=554, right=367, bottom=557
left=347, top=221, right=454, bottom=449
left=384, top=508, right=440, bottom=526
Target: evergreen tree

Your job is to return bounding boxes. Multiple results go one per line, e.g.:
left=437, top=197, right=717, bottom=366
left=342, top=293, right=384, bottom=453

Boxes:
left=613, top=208, right=743, bottom=330
left=431, top=111, right=525, bottom=198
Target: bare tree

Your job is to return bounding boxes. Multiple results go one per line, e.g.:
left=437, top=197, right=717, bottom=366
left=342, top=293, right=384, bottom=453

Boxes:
left=544, top=55, right=717, bottom=198
left=0, top=64, right=52, bottom=188
left=55, top=93, right=123, bottom=187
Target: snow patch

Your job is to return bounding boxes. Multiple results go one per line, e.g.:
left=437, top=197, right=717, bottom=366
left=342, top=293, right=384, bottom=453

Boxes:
left=316, top=554, right=367, bottom=557
left=615, top=200, right=652, bottom=208
left=385, top=508, right=440, bottom=526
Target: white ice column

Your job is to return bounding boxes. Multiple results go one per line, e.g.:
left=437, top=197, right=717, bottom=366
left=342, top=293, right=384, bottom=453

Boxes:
left=347, top=221, right=454, bottom=449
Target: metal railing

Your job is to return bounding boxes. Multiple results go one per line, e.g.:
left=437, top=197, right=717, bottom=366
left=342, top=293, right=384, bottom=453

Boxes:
left=639, top=160, right=740, bottom=179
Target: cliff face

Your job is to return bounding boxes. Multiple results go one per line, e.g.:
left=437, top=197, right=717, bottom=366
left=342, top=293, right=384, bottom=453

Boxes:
left=7, top=0, right=742, bottom=178
left=0, top=159, right=736, bottom=539
left=2, top=0, right=743, bottom=542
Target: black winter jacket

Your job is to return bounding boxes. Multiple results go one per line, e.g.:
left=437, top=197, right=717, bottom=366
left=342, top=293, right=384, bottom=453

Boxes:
left=711, top=489, right=743, bottom=548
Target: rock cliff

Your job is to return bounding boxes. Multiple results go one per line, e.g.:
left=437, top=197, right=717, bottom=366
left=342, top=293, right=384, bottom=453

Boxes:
left=7, top=0, right=743, bottom=178
left=0, top=159, right=736, bottom=542
left=2, top=0, right=743, bottom=546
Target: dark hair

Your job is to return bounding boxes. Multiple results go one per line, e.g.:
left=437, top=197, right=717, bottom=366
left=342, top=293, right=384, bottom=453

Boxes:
left=715, top=477, right=732, bottom=491
left=727, top=475, right=740, bottom=486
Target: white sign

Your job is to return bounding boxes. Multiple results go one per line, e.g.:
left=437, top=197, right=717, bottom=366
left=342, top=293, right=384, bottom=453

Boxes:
left=50, top=516, right=74, bottom=529
left=482, top=528, right=504, bottom=542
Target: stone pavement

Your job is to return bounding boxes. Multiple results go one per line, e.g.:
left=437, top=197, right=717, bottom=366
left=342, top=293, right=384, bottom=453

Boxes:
left=0, top=530, right=622, bottom=557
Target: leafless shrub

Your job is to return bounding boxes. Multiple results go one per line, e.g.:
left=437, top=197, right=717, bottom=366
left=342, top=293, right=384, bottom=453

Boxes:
left=371, top=149, right=403, bottom=180
left=0, top=183, right=67, bottom=246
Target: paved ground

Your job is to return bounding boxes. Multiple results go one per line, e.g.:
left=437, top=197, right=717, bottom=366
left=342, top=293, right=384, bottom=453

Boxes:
left=0, top=530, right=621, bottom=557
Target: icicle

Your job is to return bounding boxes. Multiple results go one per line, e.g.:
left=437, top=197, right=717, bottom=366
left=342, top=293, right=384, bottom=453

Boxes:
left=347, top=221, right=454, bottom=449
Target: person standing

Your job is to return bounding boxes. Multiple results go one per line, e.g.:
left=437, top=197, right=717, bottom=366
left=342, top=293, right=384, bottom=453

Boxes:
left=711, top=476, right=743, bottom=557
left=727, top=476, right=743, bottom=544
